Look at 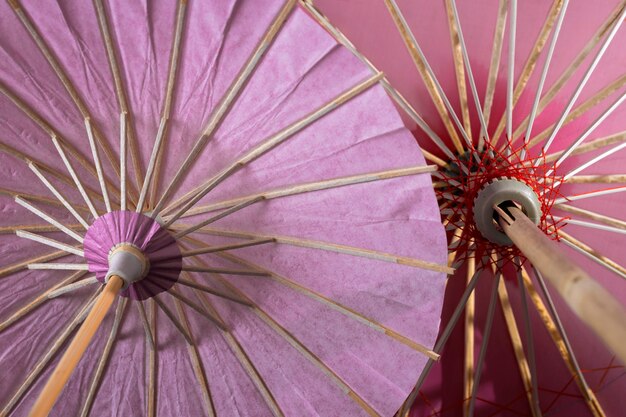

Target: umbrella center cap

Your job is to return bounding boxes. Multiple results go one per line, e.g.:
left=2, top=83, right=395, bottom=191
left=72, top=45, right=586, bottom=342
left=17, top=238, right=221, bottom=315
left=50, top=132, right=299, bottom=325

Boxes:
left=473, top=178, right=541, bottom=246
left=84, top=210, right=182, bottom=300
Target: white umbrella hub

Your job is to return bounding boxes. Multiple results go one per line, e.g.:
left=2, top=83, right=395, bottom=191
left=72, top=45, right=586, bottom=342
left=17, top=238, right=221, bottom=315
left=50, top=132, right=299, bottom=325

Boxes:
left=83, top=210, right=182, bottom=300
left=439, top=142, right=565, bottom=266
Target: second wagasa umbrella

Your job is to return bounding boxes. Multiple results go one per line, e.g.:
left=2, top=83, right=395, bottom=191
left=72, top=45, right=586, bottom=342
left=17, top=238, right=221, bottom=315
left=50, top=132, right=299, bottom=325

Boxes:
left=0, top=0, right=451, bottom=416
left=306, top=0, right=626, bottom=416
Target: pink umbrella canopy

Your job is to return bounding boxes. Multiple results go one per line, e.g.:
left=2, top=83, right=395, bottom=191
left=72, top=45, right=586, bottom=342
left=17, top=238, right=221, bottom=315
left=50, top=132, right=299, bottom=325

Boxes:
left=310, top=0, right=626, bottom=416
left=0, top=0, right=450, bottom=416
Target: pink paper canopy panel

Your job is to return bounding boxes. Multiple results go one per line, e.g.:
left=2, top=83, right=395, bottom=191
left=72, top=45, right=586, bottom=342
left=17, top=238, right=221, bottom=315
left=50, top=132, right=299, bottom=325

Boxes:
left=312, top=0, right=626, bottom=416
left=0, top=0, right=448, bottom=416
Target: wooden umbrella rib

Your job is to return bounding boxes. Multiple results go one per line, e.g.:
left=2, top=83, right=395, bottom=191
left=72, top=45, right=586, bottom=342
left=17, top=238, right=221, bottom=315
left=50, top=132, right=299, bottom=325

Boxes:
left=153, top=0, right=297, bottom=214
left=0, top=223, right=77, bottom=236
left=136, top=301, right=155, bottom=350
left=5, top=188, right=89, bottom=216
left=556, top=204, right=626, bottom=231
left=399, top=263, right=484, bottom=415
left=79, top=298, right=127, bottom=417
left=15, top=230, right=85, bottom=257
left=178, top=165, right=437, bottom=219
left=300, top=0, right=456, bottom=162
left=190, top=290, right=286, bottom=417
left=524, top=266, right=605, bottom=416
left=444, top=0, right=471, bottom=142
left=462, top=253, right=475, bottom=417
left=204, top=246, right=440, bottom=360
left=161, top=72, right=385, bottom=223
left=510, top=1, right=626, bottom=144
left=47, top=276, right=99, bottom=299
left=180, top=238, right=275, bottom=257
left=180, top=265, right=270, bottom=277
left=491, top=0, right=566, bottom=146
left=0, top=270, right=86, bottom=333
left=92, top=0, right=144, bottom=193
left=28, top=162, right=90, bottom=229
left=481, top=0, right=508, bottom=148
left=0, top=249, right=69, bottom=279
left=172, top=299, right=217, bottom=417
left=29, top=263, right=89, bottom=271
left=0, top=288, right=100, bottom=417
left=383, top=0, right=467, bottom=153
left=147, top=0, right=188, bottom=206
left=175, top=275, right=252, bottom=306
left=152, top=295, right=194, bottom=345
left=120, top=112, right=127, bottom=211
left=545, top=131, right=626, bottom=163
left=8, top=0, right=125, bottom=191
left=146, top=298, right=157, bottom=417
left=14, top=196, right=85, bottom=242
left=566, top=174, right=626, bottom=184
left=178, top=227, right=453, bottom=275
left=51, top=136, right=100, bottom=218
left=558, top=229, right=626, bottom=280
left=162, top=284, right=228, bottom=330
left=555, top=185, right=626, bottom=205
left=85, top=118, right=113, bottom=213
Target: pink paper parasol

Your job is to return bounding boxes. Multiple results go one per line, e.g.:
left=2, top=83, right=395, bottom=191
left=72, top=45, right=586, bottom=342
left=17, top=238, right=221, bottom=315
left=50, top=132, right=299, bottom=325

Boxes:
left=0, top=1, right=450, bottom=416
left=308, top=0, right=626, bottom=416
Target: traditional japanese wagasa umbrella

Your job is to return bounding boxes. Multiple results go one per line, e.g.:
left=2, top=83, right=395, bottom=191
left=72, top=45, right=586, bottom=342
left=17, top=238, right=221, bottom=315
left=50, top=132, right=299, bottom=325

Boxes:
left=0, top=0, right=453, bottom=416
left=306, top=0, right=626, bottom=416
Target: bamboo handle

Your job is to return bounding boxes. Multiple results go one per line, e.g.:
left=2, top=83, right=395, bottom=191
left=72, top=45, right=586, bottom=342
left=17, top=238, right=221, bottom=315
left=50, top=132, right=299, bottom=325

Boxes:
left=497, top=206, right=626, bottom=364
left=29, top=275, right=124, bottom=417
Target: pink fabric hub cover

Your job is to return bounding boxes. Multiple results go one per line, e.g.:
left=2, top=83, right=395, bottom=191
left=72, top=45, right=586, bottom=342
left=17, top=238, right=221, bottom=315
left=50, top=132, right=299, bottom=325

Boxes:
left=83, top=211, right=182, bottom=300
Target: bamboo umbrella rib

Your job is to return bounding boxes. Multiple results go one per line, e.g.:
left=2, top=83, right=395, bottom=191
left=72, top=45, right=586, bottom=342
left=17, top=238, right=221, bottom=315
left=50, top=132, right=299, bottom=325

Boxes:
left=491, top=0, right=566, bottom=146
left=92, top=0, right=144, bottom=193
left=16, top=230, right=85, bottom=257
left=14, top=196, right=84, bottom=242
left=516, top=264, right=541, bottom=417
left=561, top=134, right=626, bottom=182
left=0, top=138, right=105, bottom=206
left=180, top=265, right=270, bottom=277
left=0, top=82, right=118, bottom=200
left=5, top=189, right=89, bottom=216
left=136, top=117, right=166, bottom=212
left=510, top=1, right=626, bottom=143
left=0, top=249, right=69, bottom=279
left=556, top=204, right=626, bottom=231
left=300, top=0, right=457, bottom=163
left=7, top=0, right=125, bottom=190
left=47, top=276, right=99, bottom=299
left=180, top=238, right=275, bottom=257
left=120, top=112, right=127, bottom=211
left=0, top=288, right=100, bottom=417
left=136, top=301, right=155, bottom=350
left=79, top=298, right=127, bottom=417
left=463, top=253, right=475, bottom=417
left=174, top=196, right=265, bottom=239
left=545, top=131, right=626, bottom=163
left=444, top=0, right=472, bottom=141
left=497, top=278, right=541, bottom=417
left=558, top=216, right=626, bottom=236
left=521, top=0, right=569, bottom=159
left=0, top=224, right=78, bottom=236
left=161, top=72, right=385, bottom=223
left=175, top=275, right=252, bottom=306
left=505, top=0, right=517, bottom=150
left=525, top=267, right=605, bottom=416
left=192, top=291, right=286, bottom=417
left=172, top=299, right=217, bottom=417
left=28, top=263, right=89, bottom=271
left=85, top=118, right=113, bottom=213
left=28, top=162, right=90, bottom=229
left=177, top=227, right=453, bottom=274
left=51, top=136, right=99, bottom=218
left=152, top=295, right=193, bottom=345
left=527, top=73, right=626, bottom=150
left=566, top=174, right=626, bottom=184
left=554, top=185, right=626, bottom=205
left=400, top=263, right=484, bottom=415
left=146, top=299, right=157, bottom=417
left=0, top=270, right=86, bottom=332
left=558, top=229, right=626, bottom=280
left=383, top=0, right=469, bottom=153
left=153, top=0, right=297, bottom=215
left=160, top=285, right=228, bottom=331
left=204, top=246, right=440, bottom=360
left=147, top=0, right=188, bottom=206
left=196, top=272, right=381, bottom=416
left=178, top=165, right=437, bottom=219
left=540, top=6, right=626, bottom=155
left=480, top=0, right=508, bottom=150
left=467, top=266, right=501, bottom=417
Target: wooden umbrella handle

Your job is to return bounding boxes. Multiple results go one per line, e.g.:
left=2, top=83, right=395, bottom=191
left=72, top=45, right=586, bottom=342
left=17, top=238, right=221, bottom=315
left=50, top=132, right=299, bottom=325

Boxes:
left=497, top=206, right=626, bottom=364
left=29, top=275, right=124, bottom=417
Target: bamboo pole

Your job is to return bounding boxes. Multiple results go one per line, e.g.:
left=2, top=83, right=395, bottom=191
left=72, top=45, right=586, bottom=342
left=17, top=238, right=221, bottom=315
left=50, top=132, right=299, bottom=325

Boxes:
left=496, top=205, right=626, bottom=364
left=29, top=275, right=124, bottom=417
